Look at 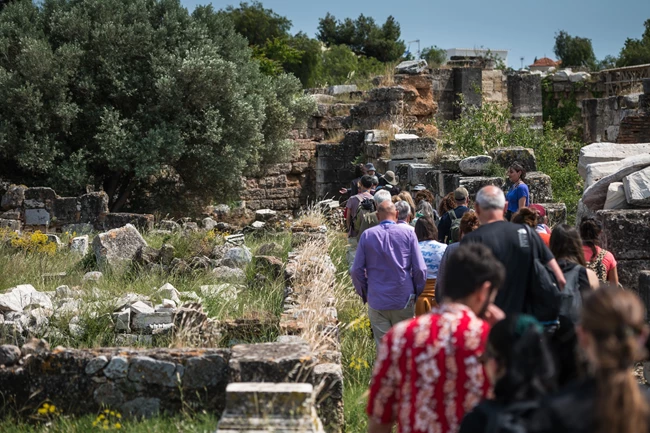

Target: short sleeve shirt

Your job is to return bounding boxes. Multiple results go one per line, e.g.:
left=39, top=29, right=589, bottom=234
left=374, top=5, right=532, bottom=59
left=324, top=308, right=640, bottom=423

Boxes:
left=506, top=183, right=530, bottom=213
left=367, top=303, right=491, bottom=433
left=582, top=245, right=617, bottom=275
left=418, top=240, right=447, bottom=279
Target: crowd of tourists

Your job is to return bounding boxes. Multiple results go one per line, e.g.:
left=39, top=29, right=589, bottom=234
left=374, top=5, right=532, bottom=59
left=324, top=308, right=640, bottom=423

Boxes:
left=340, top=162, right=643, bottom=433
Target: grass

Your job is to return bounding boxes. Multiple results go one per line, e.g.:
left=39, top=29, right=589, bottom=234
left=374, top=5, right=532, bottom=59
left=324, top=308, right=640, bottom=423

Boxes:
left=0, top=228, right=293, bottom=349
left=0, top=412, right=219, bottom=432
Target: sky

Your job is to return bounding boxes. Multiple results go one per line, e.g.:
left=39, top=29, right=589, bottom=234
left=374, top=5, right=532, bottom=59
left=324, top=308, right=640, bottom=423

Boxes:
left=180, top=0, right=650, bottom=69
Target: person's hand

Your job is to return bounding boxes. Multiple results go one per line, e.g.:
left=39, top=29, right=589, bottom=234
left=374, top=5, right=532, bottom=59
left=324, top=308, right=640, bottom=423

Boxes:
left=339, top=188, right=348, bottom=195
left=483, top=304, right=505, bottom=326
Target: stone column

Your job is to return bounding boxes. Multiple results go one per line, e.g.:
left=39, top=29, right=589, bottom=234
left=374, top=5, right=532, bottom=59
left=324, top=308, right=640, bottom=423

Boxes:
left=508, top=73, right=543, bottom=129
left=453, top=68, right=482, bottom=119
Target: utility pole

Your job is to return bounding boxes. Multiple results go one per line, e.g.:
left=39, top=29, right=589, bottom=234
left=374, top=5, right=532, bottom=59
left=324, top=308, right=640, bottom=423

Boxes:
left=520, top=57, right=524, bottom=70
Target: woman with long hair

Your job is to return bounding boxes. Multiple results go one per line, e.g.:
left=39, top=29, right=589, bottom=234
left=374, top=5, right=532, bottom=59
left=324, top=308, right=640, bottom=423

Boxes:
left=505, top=162, right=529, bottom=221
left=459, top=315, right=557, bottom=433
left=397, top=191, right=417, bottom=221
left=531, top=287, right=650, bottom=433
left=414, top=216, right=447, bottom=315
left=438, top=191, right=456, bottom=218
left=512, top=207, right=550, bottom=246
left=580, top=217, right=619, bottom=285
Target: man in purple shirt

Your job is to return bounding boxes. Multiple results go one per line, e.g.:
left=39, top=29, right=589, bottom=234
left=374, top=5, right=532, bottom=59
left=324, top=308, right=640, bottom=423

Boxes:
left=351, top=201, right=427, bottom=347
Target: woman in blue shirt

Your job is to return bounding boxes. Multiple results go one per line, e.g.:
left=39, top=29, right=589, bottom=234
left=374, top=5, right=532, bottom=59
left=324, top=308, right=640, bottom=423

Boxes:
left=505, top=162, right=529, bottom=221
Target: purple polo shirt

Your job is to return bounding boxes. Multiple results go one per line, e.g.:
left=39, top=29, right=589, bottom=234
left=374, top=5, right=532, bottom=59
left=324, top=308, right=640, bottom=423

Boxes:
left=351, top=221, right=427, bottom=311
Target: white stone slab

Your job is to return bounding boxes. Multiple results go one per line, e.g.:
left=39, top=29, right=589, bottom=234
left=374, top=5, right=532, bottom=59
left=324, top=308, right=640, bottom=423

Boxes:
left=603, top=182, right=628, bottom=209
left=578, top=142, right=650, bottom=179
left=623, top=166, right=650, bottom=207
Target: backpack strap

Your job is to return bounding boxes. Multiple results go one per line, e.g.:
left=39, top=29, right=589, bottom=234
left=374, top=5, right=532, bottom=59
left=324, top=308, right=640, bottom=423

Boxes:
left=447, top=210, right=458, bottom=221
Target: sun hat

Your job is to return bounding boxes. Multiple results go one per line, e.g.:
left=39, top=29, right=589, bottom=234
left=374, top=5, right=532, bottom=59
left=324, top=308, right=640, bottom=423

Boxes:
left=382, top=171, right=398, bottom=186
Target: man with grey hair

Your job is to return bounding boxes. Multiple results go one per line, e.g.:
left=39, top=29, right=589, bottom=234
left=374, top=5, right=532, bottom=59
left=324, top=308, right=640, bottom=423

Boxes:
left=394, top=200, right=415, bottom=231
left=357, top=190, right=392, bottom=238
left=462, top=185, right=565, bottom=315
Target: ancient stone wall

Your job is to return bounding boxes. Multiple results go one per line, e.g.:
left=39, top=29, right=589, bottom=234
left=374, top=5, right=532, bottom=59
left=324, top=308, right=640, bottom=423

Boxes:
left=240, top=139, right=318, bottom=212
left=315, top=132, right=365, bottom=199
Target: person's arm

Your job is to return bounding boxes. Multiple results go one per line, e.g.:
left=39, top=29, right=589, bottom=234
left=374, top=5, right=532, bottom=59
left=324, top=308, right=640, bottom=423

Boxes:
left=345, top=198, right=354, bottom=231
left=518, top=196, right=527, bottom=210
left=586, top=268, right=600, bottom=290
left=607, top=266, right=619, bottom=286
left=350, top=235, right=368, bottom=302
left=517, top=184, right=528, bottom=210
left=411, top=235, right=427, bottom=296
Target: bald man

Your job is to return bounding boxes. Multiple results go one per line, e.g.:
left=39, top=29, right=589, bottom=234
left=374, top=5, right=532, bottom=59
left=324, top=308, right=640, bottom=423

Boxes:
left=351, top=200, right=427, bottom=347
left=462, top=185, right=566, bottom=316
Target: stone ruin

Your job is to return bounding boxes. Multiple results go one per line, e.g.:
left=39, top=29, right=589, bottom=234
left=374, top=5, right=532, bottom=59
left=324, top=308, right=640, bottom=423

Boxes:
left=0, top=222, right=343, bottom=432
left=579, top=141, right=650, bottom=291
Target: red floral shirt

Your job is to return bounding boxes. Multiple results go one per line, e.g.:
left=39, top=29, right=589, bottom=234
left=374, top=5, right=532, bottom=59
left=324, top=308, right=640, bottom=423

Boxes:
left=367, top=303, right=491, bottom=433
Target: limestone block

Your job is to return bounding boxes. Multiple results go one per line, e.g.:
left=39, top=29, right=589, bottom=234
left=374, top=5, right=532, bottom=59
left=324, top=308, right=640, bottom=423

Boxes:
left=229, top=342, right=314, bottom=383
left=526, top=172, right=553, bottom=203
left=24, top=187, right=56, bottom=211
left=406, top=163, right=433, bottom=186
left=583, top=154, right=650, bottom=211
left=0, top=284, right=52, bottom=313
left=459, top=177, right=504, bottom=202
left=459, top=155, right=493, bottom=175
left=157, top=283, right=181, bottom=305
left=603, top=182, right=628, bottom=209
left=585, top=160, right=624, bottom=188
left=597, top=209, right=650, bottom=260
left=0, top=218, right=20, bottom=231
left=52, top=197, right=79, bottom=225
left=221, top=246, right=252, bottom=269
left=537, top=203, right=567, bottom=227
left=104, top=356, right=129, bottom=379
left=92, top=224, right=148, bottom=269
left=312, top=363, right=344, bottom=433
left=85, top=356, right=108, bottom=375
left=638, top=271, right=650, bottom=321
left=489, top=147, right=537, bottom=172
left=113, top=309, right=131, bottom=333
left=255, top=209, right=277, bottom=222
left=326, top=84, right=357, bottom=95
left=395, top=59, right=428, bottom=74
left=616, top=259, right=650, bottom=292
left=127, top=356, right=182, bottom=387
left=578, top=142, right=650, bottom=179
left=390, top=137, right=437, bottom=160
left=217, top=383, right=322, bottom=433
left=623, top=166, right=650, bottom=206
left=1, top=185, right=26, bottom=211
left=24, top=209, right=50, bottom=226
left=70, top=235, right=89, bottom=256
left=79, top=192, right=109, bottom=228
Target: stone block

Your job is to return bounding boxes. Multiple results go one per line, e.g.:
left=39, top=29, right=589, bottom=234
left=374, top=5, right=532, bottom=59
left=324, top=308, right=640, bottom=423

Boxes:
left=623, top=166, right=650, bottom=207
left=312, top=363, right=344, bottom=433
left=390, top=137, right=437, bottom=160
left=406, top=163, right=434, bottom=187
left=127, top=356, right=182, bottom=387
left=70, top=235, right=89, bottom=256
left=431, top=154, right=463, bottom=173
left=616, top=260, right=650, bottom=292
left=24, top=209, right=50, bottom=226
left=131, top=311, right=173, bottom=333
left=507, top=74, right=543, bottom=123
left=0, top=218, right=20, bottom=231
left=583, top=154, right=650, bottom=211
left=52, top=197, right=79, bottom=225
left=103, top=213, right=154, bottom=231
left=578, top=142, right=650, bottom=179
left=459, top=177, right=504, bottom=202
left=525, top=172, right=553, bottom=203
left=597, top=209, right=650, bottom=260
left=217, top=383, right=322, bottom=433
left=395, top=59, right=428, bottom=74
left=79, top=192, right=109, bottom=229
left=182, top=354, right=229, bottom=389
left=459, top=155, right=493, bottom=175
left=93, top=224, right=148, bottom=269
left=326, top=84, right=357, bottom=95
left=453, top=68, right=482, bottom=118
left=603, top=182, right=627, bottom=210
left=638, top=271, right=650, bottom=321
left=24, top=187, right=56, bottom=211
left=489, top=147, right=537, bottom=172
left=585, top=161, right=624, bottom=188
left=229, top=342, right=314, bottom=383
left=1, top=185, right=26, bottom=211
left=537, top=203, right=567, bottom=227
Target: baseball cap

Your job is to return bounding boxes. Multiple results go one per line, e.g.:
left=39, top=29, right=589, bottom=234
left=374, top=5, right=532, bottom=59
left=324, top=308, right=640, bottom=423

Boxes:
left=529, top=204, right=546, bottom=217
left=454, top=187, right=469, bottom=201
left=412, top=184, right=426, bottom=191
left=364, top=163, right=376, bottom=172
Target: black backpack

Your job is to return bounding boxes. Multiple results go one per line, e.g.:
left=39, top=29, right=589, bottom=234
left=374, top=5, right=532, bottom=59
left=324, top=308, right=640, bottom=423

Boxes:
left=477, top=400, right=539, bottom=433
left=521, top=225, right=561, bottom=322
left=353, top=197, right=376, bottom=234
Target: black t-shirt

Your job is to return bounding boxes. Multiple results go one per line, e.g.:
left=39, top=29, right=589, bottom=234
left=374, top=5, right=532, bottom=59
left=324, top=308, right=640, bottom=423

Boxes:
left=461, top=221, right=553, bottom=315
left=437, top=205, right=469, bottom=243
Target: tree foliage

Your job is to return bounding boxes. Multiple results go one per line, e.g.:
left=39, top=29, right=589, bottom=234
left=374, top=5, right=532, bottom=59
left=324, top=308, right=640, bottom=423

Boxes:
left=553, top=30, right=597, bottom=70
left=421, top=46, right=446, bottom=67
left=220, top=1, right=291, bottom=47
left=317, top=12, right=405, bottom=63
left=617, top=19, right=650, bottom=67
left=0, top=0, right=314, bottom=212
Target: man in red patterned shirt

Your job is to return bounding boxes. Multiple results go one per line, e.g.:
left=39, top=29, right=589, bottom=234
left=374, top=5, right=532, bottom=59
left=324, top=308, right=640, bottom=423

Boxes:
left=367, top=244, right=506, bottom=433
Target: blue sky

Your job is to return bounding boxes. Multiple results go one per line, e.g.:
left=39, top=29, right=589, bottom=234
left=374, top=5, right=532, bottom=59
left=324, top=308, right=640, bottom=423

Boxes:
left=181, top=0, right=650, bottom=68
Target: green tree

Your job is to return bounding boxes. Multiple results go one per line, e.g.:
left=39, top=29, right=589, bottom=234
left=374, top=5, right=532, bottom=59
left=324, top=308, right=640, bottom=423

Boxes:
left=421, top=46, right=446, bottom=67
left=617, top=19, right=650, bottom=67
left=597, top=54, right=618, bottom=70
left=316, top=13, right=405, bottom=63
left=0, top=0, right=314, bottom=213
left=553, top=30, right=597, bottom=70
left=220, top=1, right=291, bottom=47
